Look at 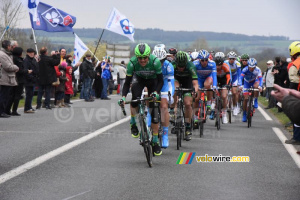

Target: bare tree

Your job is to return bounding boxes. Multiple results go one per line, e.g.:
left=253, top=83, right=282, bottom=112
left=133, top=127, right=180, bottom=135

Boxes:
left=0, top=0, right=24, bottom=40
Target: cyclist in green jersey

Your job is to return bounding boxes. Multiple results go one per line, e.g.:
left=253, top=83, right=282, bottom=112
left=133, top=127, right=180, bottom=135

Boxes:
left=171, top=51, right=198, bottom=141
left=118, top=43, right=164, bottom=156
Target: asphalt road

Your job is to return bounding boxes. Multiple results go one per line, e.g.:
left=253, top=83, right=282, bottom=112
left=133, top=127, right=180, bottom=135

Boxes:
left=0, top=95, right=299, bottom=200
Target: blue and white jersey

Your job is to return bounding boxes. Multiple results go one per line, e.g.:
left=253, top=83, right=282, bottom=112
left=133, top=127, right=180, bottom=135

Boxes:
left=193, top=59, right=217, bottom=87
left=161, top=60, right=175, bottom=96
left=239, top=66, right=263, bottom=87
left=224, top=60, right=241, bottom=77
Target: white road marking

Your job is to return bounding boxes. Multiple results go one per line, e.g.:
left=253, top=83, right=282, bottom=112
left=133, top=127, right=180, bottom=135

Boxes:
left=62, top=190, right=92, bottom=200
left=272, top=127, right=300, bottom=169
left=257, top=106, right=272, bottom=121
left=0, top=116, right=130, bottom=185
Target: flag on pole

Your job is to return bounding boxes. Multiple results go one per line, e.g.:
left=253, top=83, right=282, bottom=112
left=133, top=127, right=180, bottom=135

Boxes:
left=20, top=0, right=40, bottom=22
left=105, top=8, right=135, bottom=42
left=28, top=2, right=76, bottom=32
left=72, top=34, right=88, bottom=66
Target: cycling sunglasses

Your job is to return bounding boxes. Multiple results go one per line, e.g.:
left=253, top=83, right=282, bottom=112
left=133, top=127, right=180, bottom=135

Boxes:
left=137, top=56, right=149, bottom=60
left=200, top=59, right=208, bottom=62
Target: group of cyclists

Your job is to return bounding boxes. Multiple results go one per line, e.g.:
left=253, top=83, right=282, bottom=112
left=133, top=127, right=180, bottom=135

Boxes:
left=118, top=43, right=263, bottom=156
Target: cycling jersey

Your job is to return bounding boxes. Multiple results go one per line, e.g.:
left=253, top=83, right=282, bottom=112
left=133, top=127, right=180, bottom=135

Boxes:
left=127, top=54, right=162, bottom=79
left=173, top=61, right=198, bottom=80
left=224, top=60, right=241, bottom=86
left=193, top=59, right=217, bottom=88
left=239, top=66, right=263, bottom=87
left=217, top=63, right=231, bottom=85
left=161, top=60, right=175, bottom=100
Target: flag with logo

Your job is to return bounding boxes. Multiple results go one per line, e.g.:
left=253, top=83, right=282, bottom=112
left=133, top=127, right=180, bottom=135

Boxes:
left=105, top=7, right=135, bottom=42
left=21, top=0, right=40, bottom=22
left=28, top=2, right=76, bottom=32
left=72, top=34, right=88, bottom=66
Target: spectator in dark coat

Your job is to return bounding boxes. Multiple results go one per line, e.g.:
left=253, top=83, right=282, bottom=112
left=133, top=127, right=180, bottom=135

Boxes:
left=5, top=47, right=25, bottom=116
left=36, top=47, right=60, bottom=109
left=93, top=61, right=103, bottom=98
left=23, top=48, right=39, bottom=113
left=0, top=40, right=19, bottom=118
left=272, top=57, right=284, bottom=112
left=81, top=54, right=95, bottom=102
left=280, top=57, right=289, bottom=88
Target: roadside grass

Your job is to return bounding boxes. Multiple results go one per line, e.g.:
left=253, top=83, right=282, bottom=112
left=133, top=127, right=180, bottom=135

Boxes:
left=258, top=96, right=290, bottom=126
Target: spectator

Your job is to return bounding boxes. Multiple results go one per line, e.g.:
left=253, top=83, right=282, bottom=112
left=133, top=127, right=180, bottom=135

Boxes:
left=0, top=40, right=19, bottom=118
left=10, top=40, right=18, bottom=50
left=108, top=71, right=114, bottom=95
left=5, top=47, right=25, bottom=116
left=271, top=84, right=300, bottom=145
left=64, top=65, right=73, bottom=106
left=101, top=55, right=112, bottom=100
left=36, top=47, right=60, bottom=110
left=119, top=60, right=127, bottom=95
left=59, top=48, right=67, bottom=63
left=93, top=61, right=103, bottom=98
left=23, top=48, right=39, bottom=113
left=272, top=57, right=284, bottom=112
left=56, top=62, right=68, bottom=107
left=264, top=60, right=276, bottom=109
left=81, top=54, right=94, bottom=102
left=288, top=57, right=300, bottom=91
left=280, top=57, right=289, bottom=88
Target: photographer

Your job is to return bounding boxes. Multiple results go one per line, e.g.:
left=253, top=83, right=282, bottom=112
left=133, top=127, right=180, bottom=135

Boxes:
left=101, top=55, right=112, bottom=100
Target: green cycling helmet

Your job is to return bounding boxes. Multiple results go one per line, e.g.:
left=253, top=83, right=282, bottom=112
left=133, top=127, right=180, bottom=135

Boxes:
left=175, top=51, right=188, bottom=67
left=135, top=43, right=151, bottom=57
left=241, top=54, right=250, bottom=60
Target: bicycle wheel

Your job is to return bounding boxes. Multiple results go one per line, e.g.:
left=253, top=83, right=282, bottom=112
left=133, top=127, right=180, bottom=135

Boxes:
left=176, top=102, right=182, bottom=150
left=247, top=96, right=252, bottom=128
left=199, top=101, right=205, bottom=137
left=228, top=96, right=232, bottom=123
left=199, top=122, right=204, bottom=137
left=216, top=98, right=221, bottom=130
left=140, top=116, right=153, bottom=167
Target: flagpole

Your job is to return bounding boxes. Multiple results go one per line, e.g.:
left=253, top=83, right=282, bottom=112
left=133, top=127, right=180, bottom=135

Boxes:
left=0, top=2, right=22, bottom=41
left=93, top=28, right=105, bottom=55
left=88, top=49, right=100, bottom=62
left=31, top=28, right=39, bottom=55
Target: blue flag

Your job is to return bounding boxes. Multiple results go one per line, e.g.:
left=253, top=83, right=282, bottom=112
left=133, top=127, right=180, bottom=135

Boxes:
left=30, top=2, right=76, bottom=32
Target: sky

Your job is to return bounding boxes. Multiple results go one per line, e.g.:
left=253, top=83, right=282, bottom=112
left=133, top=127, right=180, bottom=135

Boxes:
left=17, top=0, right=300, bottom=40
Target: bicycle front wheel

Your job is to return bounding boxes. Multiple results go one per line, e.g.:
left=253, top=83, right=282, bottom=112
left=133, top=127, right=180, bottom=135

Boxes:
left=247, top=97, right=252, bottom=128
left=140, top=116, right=153, bottom=167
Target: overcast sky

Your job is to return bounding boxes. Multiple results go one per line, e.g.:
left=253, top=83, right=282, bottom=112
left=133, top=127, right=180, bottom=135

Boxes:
left=18, top=0, right=299, bottom=40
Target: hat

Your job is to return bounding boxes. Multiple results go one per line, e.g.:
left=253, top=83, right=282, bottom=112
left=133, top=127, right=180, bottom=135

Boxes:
left=266, top=60, right=274, bottom=65
left=60, top=61, right=67, bottom=68
left=27, top=48, right=35, bottom=53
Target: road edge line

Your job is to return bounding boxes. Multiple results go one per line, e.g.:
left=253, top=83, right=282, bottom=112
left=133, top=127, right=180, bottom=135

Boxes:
left=257, top=106, right=272, bottom=121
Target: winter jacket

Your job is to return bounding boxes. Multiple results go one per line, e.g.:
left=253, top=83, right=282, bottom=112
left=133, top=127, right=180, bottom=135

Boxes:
left=13, top=55, right=26, bottom=84
left=65, top=66, right=73, bottom=95
left=38, top=54, right=60, bottom=85
left=265, top=66, right=274, bottom=87
left=81, top=59, right=95, bottom=79
left=0, top=48, right=19, bottom=86
left=118, top=64, right=127, bottom=79
left=23, top=55, right=39, bottom=86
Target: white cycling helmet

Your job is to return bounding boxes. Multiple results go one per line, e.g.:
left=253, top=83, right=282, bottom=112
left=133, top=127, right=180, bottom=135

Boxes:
left=215, top=52, right=225, bottom=58
left=190, top=51, right=199, bottom=60
left=227, top=51, right=237, bottom=59
left=154, top=44, right=166, bottom=51
left=152, top=49, right=167, bottom=60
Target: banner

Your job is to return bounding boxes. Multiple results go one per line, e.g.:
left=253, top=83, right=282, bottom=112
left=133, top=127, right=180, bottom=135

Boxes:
left=30, top=2, right=76, bottom=32
left=72, top=34, right=88, bottom=66
left=105, top=7, right=135, bottom=42
left=20, top=0, right=40, bottom=22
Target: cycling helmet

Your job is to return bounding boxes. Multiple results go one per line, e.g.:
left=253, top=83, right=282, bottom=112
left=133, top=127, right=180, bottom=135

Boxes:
left=236, top=57, right=240, bottom=62
left=247, top=58, right=257, bottom=68
left=135, top=43, right=151, bottom=57
left=190, top=51, right=199, bottom=60
left=175, top=51, right=188, bottom=67
left=198, top=49, right=210, bottom=59
left=289, top=41, right=300, bottom=56
left=215, top=52, right=225, bottom=58
left=154, top=44, right=166, bottom=51
left=241, top=53, right=250, bottom=60
left=227, top=51, right=237, bottom=59
left=152, top=49, right=167, bottom=60
left=168, top=48, right=177, bottom=55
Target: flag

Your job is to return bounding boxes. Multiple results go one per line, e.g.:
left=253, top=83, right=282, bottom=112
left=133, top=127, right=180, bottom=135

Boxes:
left=20, top=0, right=40, bottom=22
left=105, top=7, right=135, bottom=42
left=29, top=2, right=76, bottom=32
left=72, top=34, right=88, bottom=66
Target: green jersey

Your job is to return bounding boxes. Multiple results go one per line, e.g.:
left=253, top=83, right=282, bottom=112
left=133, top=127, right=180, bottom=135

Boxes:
left=173, top=61, right=198, bottom=80
left=127, top=54, right=162, bottom=79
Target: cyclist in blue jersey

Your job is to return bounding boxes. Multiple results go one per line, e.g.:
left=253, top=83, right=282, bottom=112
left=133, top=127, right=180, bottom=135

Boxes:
left=193, top=49, right=218, bottom=120
left=238, top=58, right=263, bottom=122
left=225, top=51, right=241, bottom=116
left=151, top=47, right=175, bottom=148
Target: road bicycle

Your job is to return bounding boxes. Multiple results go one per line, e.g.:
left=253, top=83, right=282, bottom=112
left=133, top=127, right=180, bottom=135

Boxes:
left=243, top=87, right=259, bottom=128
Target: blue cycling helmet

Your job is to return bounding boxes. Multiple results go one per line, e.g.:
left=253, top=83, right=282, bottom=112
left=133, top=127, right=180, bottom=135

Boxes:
left=248, top=58, right=257, bottom=68
left=198, top=49, right=210, bottom=59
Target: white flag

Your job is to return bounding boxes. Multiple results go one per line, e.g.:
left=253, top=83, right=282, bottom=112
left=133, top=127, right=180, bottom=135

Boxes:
left=20, top=0, right=40, bottom=22
left=72, top=34, right=88, bottom=66
left=105, top=7, right=135, bottom=42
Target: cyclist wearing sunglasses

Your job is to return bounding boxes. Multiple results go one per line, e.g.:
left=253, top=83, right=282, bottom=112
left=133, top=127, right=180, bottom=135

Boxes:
left=225, top=51, right=241, bottom=116
left=118, top=43, right=164, bottom=156
left=238, top=58, right=263, bottom=122
left=151, top=46, right=175, bottom=148
left=193, top=49, right=217, bottom=120
left=171, top=51, right=198, bottom=141
left=214, top=52, right=231, bottom=124
left=240, top=54, right=250, bottom=70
